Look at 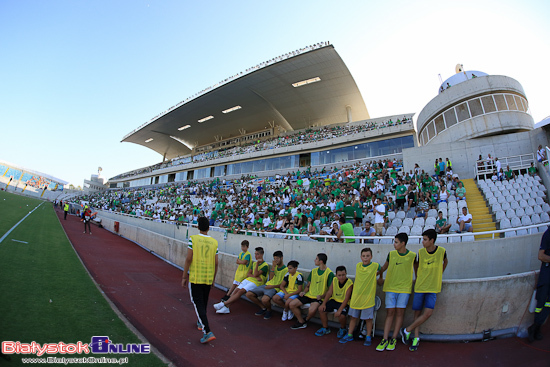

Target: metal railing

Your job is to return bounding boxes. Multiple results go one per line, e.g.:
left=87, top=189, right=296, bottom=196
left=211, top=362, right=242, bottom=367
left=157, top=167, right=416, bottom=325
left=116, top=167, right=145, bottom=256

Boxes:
left=95, top=208, right=548, bottom=242
left=475, top=153, right=534, bottom=181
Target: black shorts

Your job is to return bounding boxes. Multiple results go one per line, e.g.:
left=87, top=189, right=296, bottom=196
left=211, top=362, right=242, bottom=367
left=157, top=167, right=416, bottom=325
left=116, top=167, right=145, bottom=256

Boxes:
left=396, top=198, right=405, bottom=207
left=297, top=295, right=322, bottom=305
left=323, top=299, right=348, bottom=315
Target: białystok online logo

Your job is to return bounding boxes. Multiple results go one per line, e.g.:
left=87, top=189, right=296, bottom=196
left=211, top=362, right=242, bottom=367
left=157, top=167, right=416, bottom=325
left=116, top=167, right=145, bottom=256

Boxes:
left=1, top=337, right=150, bottom=356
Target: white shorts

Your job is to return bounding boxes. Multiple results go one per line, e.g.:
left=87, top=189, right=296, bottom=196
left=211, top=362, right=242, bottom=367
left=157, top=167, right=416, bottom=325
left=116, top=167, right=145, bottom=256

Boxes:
left=348, top=306, right=374, bottom=320
left=232, top=280, right=241, bottom=286
left=237, top=279, right=258, bottom=292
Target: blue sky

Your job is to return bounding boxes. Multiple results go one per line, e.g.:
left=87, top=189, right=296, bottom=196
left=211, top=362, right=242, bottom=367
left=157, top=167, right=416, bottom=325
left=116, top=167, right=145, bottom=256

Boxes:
left=1, top=0, right=549, bottom=187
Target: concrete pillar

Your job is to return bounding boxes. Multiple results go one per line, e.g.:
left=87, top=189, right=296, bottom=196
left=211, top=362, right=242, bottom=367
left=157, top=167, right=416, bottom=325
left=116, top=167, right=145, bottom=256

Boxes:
left=346, top=105, right=352, bottom=123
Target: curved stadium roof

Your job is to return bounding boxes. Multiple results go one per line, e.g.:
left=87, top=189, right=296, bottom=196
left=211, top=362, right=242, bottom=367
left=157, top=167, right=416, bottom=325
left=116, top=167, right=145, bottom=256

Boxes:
left=122, top=44, right=370, bottom=160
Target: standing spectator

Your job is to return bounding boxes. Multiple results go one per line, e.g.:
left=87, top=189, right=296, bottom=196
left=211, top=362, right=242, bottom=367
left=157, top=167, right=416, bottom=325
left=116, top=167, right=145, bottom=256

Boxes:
left=495, top=158, right=501, bottom=174
left=182, top=217, right=219, bottom=344
left=83, top=207, right=92, bottom=235
left=438, top=158, right=446, bottom=178
left=528, top=228, right=550, bottom=342
left=373, top=198, right=386, bottom=236
left=64, top=202, right=69, bottom=220
left=537, top=145, right=546, bottom=163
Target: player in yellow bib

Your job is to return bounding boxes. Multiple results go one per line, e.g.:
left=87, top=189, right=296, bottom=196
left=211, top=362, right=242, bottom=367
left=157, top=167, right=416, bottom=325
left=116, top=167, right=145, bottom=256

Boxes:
left=317, top=266, right=353, bottom=338
left=273, top=260, right=304, bottom=321
left=214, top=247, right=269, bottom=314
left=377, top=233, right=416, bottom=352
left=182, top=217, right=219, bottom=344
left=222, top=240, right=252, bottom=301
left=340, top=248, right=382, bottom=346
left=246, top=251, right=288, bottom=319
left=401, top=229, right=448, bottom=352
left=289, top=253, right=334, bottom=330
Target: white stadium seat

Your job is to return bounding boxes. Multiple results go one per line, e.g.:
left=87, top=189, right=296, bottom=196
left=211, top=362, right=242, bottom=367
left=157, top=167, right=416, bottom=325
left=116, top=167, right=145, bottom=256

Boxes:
left=531, top=214, right=541, bottom=225
left=499, top=218, right=511, bottom=229
left=504, top=230, right=516, bottom=238
left=414, top=217, right=425, bottom=227
left=516, top=229, right=528, bottom=236
left=385, top=226, right=398, bottom=236
left=495, top=210, right=506, bottom=221
left=391, top=218, right=402, bottom=227
left=403, top=218, right=414, bottom=227
left=521, top=215, right=532, bottom=226
left=398, top=226, right=411, bottom=235
left=511, top=217, right=522, bottom=227
left=425, top=217, right=437, bottom=227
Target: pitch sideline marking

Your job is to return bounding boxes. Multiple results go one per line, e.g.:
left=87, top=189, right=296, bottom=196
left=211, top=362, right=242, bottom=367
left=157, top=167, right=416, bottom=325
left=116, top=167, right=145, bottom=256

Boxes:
left=0, top=202, right=44, bottom=244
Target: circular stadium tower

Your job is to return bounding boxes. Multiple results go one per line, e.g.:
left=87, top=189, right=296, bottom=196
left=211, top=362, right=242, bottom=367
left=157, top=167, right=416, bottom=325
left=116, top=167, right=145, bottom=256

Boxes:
left=415, top=70, right=534, bottom=146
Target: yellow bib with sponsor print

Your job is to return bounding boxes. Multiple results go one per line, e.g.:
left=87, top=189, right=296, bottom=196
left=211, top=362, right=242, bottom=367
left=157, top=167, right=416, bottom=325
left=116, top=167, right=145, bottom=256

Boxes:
left=305, top=267, right=333, bottom=299
left=414, top=247, right=446, bottom=293
left=331, top=277, right=353, bottom=303
left=383, top=250, right=416, bottom=293
left=349, top=262, right=379, bottom=309
left=234, top=251, right=252, bottom=282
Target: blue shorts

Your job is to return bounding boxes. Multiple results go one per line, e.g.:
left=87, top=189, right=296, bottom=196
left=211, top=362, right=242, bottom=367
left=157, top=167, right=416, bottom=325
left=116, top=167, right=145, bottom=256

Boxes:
left=412, top=292, right=437, bottom=310
left=385, top=292, right=410, bottom=308
left=416, top=212, right=425, bottom=218
left=275, top=291, right=298, bottom=300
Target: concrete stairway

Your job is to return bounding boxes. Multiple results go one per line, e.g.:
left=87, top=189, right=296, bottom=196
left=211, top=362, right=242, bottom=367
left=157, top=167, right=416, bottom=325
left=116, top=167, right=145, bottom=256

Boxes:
left=462, top=178, right=496, bottom=240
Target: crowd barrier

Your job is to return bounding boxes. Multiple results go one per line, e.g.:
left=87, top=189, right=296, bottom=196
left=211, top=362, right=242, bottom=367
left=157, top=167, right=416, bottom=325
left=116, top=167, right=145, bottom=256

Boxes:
left=96, top=210, right=540, bottom=337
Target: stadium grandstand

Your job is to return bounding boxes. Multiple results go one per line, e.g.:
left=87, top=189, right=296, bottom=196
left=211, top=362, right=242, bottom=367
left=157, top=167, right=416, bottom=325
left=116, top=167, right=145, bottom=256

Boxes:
left=72, top=45, right=550, bottom=338
left=0, top=160, right=69, bottom=201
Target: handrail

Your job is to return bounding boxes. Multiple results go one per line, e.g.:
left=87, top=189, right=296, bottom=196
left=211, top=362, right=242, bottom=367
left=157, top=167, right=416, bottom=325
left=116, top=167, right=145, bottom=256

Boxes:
left=95, top=208, right=548, bottom=241
left=475, top=153, right=534, bottom=181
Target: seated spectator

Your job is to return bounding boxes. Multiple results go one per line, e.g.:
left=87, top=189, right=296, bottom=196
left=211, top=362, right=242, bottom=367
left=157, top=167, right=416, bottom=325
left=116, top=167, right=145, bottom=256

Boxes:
left=415, top=194, right=429, bottom=218
left=455, top=182, right=466, bottom=201
left=528, top=162, right=538, bottom=177
left=435, top=211, right=451, bottom=234
left=457, top=207, right=473, bottom=233
left=437, top=185, right=450, bottom=203
left=360, top=221, right=376, bottom=244
left=504, top=165, right=515, bottom=181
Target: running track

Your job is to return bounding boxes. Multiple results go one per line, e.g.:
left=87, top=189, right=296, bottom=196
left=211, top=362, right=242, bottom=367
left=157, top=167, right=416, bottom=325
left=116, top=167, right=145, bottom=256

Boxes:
left=57, top=209, right=550, bottom=367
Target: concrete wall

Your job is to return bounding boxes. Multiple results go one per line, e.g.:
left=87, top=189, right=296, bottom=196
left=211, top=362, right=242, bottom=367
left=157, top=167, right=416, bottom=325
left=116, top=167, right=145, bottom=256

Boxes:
left=416, top=75, right=527, bottom=132
left=98, top=213, right=538, bottom=335
left=402, top=129, right=549, bottom=179
left=99, top=210, right=543, bottom=280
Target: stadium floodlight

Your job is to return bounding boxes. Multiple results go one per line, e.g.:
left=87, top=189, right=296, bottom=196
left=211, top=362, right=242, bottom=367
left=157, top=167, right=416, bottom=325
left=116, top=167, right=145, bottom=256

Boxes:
left=145, top=138, right=154, bottom=143
left=222, top=105, right=242, bottom=114
left=292, top=77, right=321, bottom=88
left=178, top=125, right=191, bottom=131
left=198, top=116, right=214, bottom=123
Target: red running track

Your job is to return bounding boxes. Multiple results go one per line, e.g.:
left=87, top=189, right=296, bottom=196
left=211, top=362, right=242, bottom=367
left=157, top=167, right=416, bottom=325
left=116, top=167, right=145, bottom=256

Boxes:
left=57, top=209, right=550, bottom=367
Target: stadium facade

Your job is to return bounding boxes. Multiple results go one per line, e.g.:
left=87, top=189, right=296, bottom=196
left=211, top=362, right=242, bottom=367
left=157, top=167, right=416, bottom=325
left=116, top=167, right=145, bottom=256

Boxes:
left=109, top=44, right=547, bottom=188
left=96, top=44, right=550, bottom=338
